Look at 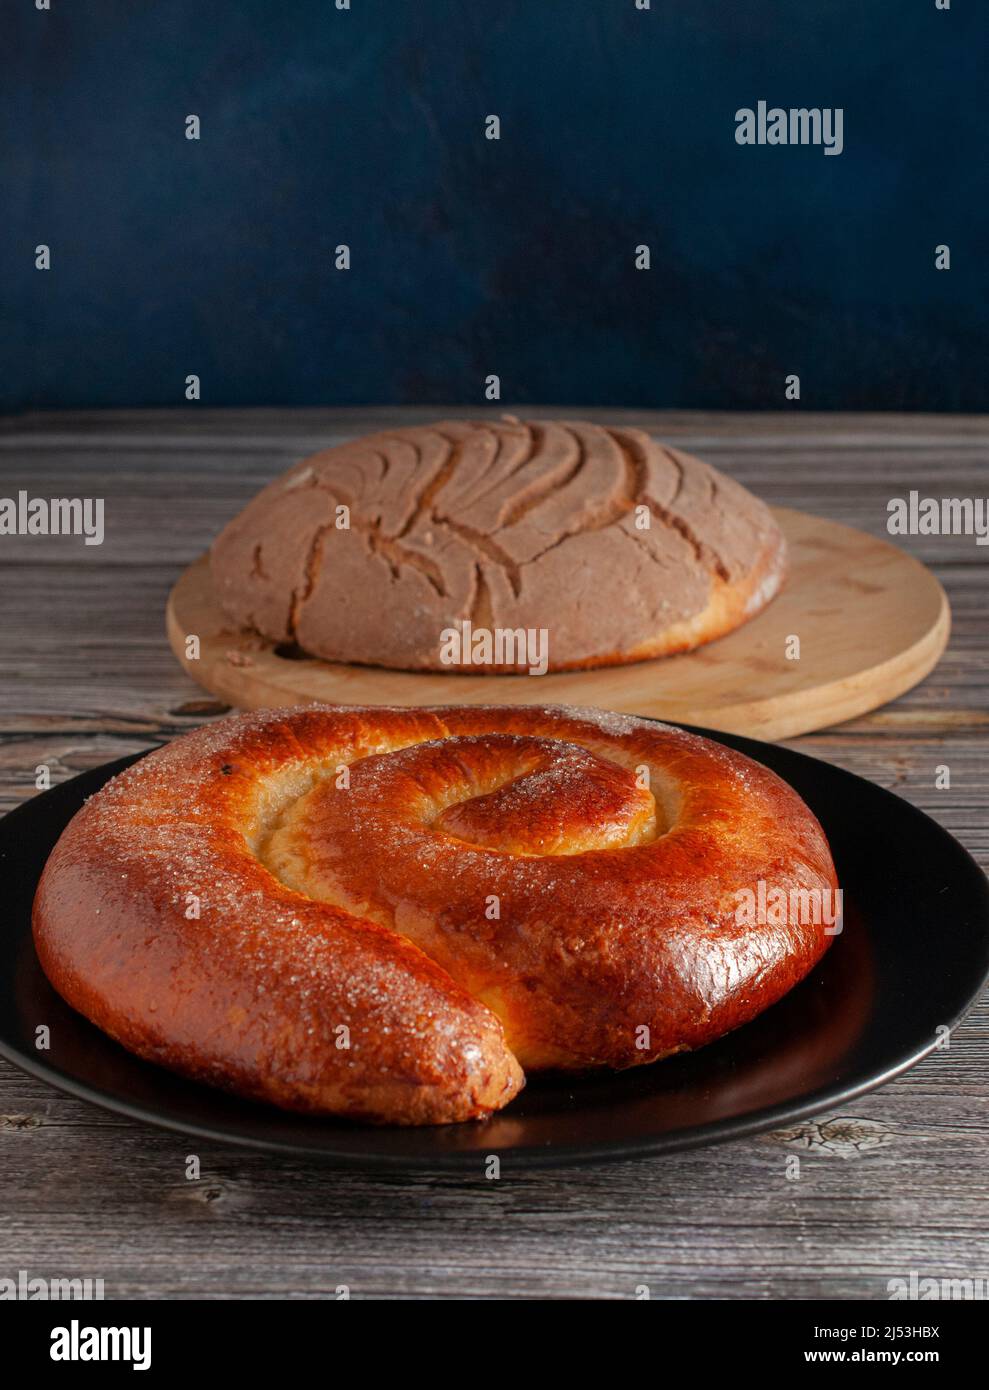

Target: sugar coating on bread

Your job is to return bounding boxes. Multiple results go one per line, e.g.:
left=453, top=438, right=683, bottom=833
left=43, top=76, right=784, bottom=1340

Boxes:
left=210, top=420, right=786, bottom=672
left=33, top=703, right=837, bottom=1126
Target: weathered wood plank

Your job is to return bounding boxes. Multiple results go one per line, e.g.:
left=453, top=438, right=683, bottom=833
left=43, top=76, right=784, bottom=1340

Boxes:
left=1, top=1013, right=986, bottom=1300
left=0, top=408, right=987, bottom=570
left=0, top=559, right=987, bottom=730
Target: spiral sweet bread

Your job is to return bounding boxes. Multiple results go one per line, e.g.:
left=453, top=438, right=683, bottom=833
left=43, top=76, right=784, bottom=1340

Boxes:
left=210, top=418, right=787, bottom=672
left=33, top=704, right=838, bottom=1126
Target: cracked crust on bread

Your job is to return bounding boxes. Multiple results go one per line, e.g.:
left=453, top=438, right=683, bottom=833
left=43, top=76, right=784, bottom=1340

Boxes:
left=210, top=419, right=787, bottom=672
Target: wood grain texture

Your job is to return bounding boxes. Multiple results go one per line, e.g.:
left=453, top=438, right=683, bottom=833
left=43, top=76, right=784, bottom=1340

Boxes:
left=165, top=509, right=950, bottom=740
left=0, top=408, right=987, bottom=1301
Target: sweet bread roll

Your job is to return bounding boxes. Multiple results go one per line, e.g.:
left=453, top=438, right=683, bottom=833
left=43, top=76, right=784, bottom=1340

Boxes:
left=210, top=419, right=786, bottom=672
left=33, top=704, right=837, bottom=1126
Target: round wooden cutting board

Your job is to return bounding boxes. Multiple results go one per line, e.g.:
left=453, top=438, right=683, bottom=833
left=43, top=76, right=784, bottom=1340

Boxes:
left=166, top=508, right=949, bottom=741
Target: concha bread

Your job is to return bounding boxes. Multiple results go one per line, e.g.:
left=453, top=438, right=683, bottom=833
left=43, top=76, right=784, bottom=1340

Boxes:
left=210, top=418, right=786, bottom=672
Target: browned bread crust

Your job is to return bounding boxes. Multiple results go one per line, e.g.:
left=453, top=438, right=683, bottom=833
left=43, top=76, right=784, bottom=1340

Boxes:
left=210, top=419, right=787, bottom=672
left=33, top=704, right=837, bottom=1125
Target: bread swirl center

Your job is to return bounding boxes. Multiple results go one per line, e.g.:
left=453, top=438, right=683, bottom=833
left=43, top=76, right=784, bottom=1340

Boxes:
left=259, top=734, right=663, bottom=891
left=256, top=732, right=668, bottom=1066
left=428, top=737, right=657, bottom=855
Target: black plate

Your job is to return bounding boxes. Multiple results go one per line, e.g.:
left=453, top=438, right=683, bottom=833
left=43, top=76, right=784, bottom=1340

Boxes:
left=2, top=727, right=988, bottom=1169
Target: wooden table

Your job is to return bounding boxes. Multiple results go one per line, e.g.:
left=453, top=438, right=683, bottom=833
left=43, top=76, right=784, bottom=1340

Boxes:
left=1, top=408, right=986, bottom=1300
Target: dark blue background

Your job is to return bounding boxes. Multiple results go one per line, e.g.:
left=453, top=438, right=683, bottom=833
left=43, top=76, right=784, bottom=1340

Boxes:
left=3, top=1, right=986, bottom=411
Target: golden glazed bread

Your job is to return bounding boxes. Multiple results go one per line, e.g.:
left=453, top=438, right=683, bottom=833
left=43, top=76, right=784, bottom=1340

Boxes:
left=210, top=419, right=786, bottom=672
left=33, top=704, right=838, bottom=1126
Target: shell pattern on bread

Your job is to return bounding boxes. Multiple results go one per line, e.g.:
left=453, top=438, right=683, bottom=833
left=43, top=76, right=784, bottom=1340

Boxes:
left=210, top=419, right=787, bottom=672
left=33, top=704, right=838, bottom=1126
